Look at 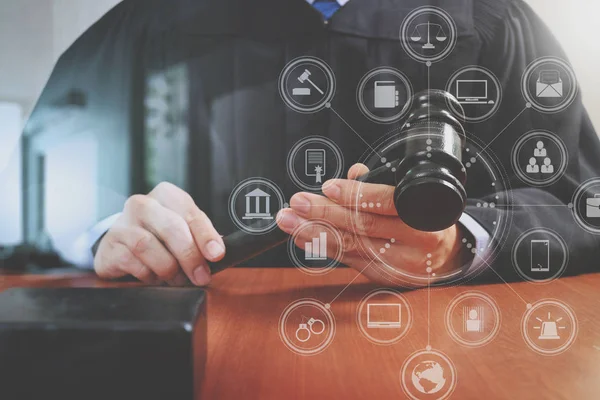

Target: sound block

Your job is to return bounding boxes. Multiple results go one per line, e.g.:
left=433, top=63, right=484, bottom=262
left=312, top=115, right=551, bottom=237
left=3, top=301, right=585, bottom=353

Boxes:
left=0, top=287, right=206, bottom=400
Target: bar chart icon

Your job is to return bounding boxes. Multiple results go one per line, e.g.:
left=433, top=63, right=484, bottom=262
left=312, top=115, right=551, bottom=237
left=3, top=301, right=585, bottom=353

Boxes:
left=305, top=232, right=328, bottom=261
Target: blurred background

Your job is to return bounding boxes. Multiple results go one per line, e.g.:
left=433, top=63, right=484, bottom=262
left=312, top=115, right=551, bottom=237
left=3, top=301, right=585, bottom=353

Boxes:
left=0, top=0, right=597, bottom=268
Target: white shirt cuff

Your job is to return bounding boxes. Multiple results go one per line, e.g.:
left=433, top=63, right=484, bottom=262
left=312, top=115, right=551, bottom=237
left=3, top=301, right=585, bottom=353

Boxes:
left=457, top=211, right=492, bottom=277
left=60, top=213, right=121, bottom=269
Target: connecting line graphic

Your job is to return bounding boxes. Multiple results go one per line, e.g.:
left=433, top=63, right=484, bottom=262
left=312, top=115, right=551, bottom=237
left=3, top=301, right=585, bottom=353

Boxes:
left=307, top=204, right=357, bottom=208
left=494, top=204, right=568, bottom=208
left=308, top=203, right=386, bottom=210
left=427, top=63, right=431, bottom=139
left=328, top=259, right=375, bottom=305
left=381, top=125, right=402, bottom=138
left=328, top=106, right=384, bottom=159
left=478, top=255, right=530, bottom=306
left=427, top=273, right=431, bottom=347
left=477, top=106, right=529, bottom=157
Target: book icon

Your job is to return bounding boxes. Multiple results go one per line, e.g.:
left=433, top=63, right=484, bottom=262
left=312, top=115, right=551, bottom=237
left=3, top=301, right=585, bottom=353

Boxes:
left=374, top=81, right=399, bottom=109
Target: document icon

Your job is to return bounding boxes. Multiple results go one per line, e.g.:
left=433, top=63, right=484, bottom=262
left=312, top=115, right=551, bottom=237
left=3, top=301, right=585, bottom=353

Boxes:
left=586, top=194, right=600, bottom=218
left=374, top=81, right=399, bottom=109
left=536, top=70, right=563, bottom=98
left=305, top=149, right=326, bottom=184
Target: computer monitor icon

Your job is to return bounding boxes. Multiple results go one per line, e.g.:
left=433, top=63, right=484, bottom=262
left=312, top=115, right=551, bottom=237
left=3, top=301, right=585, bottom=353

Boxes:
left=456, top=80, right=494, bottom=105
left=367, top=303, right=401, bottom=328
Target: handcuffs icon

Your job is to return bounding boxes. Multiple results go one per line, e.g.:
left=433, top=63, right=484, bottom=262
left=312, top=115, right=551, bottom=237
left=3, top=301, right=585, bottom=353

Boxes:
left=295, top=317, right=325, bottom=342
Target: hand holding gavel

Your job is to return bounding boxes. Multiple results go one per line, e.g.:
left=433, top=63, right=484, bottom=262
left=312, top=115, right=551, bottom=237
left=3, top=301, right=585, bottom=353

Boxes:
left=275, top=163, right=465, bottom=285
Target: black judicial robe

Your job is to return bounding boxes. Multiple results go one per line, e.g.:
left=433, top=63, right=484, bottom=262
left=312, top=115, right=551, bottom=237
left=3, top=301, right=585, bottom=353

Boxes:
left=26, top=0, right=600, bottom=278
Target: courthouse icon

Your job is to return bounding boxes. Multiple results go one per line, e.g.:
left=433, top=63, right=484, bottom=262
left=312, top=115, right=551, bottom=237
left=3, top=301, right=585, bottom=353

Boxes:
left=243, top=188, right=274, bottom=220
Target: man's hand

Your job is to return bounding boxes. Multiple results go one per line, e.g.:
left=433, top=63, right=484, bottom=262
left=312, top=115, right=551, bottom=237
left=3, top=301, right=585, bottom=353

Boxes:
left=94, top=182, right=225, bottom=286
left=276, top=164, right=465, bottom=284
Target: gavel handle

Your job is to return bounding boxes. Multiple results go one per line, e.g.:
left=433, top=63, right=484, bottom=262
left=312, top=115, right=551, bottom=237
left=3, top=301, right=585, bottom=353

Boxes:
left=356, top=161, right=398, bottom=185
left=207, top=161, right=399, bottom=274
left=207, top=227, right=289, bottom=274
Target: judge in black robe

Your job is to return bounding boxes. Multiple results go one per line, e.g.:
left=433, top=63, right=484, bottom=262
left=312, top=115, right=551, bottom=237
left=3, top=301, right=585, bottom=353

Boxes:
left=25, top=0, right=600, bottom=284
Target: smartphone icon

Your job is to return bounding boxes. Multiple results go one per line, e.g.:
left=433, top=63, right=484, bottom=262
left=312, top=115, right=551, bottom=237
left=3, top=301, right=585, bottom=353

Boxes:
left=530, top=240, right=550, bottom=272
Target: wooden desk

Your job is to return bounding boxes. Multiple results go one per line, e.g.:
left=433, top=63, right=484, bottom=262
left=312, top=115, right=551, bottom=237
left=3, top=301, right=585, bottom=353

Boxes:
left=2, top=268, right=600, bottom=399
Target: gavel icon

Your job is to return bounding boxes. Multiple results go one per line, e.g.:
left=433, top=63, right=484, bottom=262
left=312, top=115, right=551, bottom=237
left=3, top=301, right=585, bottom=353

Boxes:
left=208, top=90, right=467, bottom=274
left=297, top=69, right=325, bottom=95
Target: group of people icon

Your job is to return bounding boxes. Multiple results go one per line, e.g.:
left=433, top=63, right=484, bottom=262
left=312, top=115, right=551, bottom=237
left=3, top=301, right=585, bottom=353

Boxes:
left=526, top=141, right=554, bottom=174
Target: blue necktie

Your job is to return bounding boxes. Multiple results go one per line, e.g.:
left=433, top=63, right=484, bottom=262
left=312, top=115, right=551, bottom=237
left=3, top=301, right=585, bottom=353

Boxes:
left=311, top=0, right=341, bottom=20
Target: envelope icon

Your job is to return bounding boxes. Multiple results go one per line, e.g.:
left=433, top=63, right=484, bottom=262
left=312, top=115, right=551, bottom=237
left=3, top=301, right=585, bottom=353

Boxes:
left=586, top=194, right=600, bottom=218
left=536, top=70, right=563, bottom=98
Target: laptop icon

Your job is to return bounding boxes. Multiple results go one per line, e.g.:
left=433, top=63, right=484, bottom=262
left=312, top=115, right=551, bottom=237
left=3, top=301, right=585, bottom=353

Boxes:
left=367, top=303, right=402, bottom=328
left=456, top=80, right=494, bottom=105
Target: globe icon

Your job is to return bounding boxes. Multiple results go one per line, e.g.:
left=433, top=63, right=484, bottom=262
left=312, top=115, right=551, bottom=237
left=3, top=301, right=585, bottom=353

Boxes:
left=411, top=360, right=446, bottom=394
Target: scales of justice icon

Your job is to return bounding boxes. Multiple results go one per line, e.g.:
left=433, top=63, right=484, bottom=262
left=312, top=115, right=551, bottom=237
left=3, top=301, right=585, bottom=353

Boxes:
left=410, top=21, right=448, bottom=50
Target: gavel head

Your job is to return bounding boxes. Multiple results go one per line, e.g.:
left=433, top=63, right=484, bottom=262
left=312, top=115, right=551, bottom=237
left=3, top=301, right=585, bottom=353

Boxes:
left=297, top=69, right=311, bottom=84
left=392, top=90, right=467, bottom=232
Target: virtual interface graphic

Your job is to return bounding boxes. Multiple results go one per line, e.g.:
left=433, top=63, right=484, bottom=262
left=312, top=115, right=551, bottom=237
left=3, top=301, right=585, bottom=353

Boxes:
left=220, top=5, right=586, bottom=397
